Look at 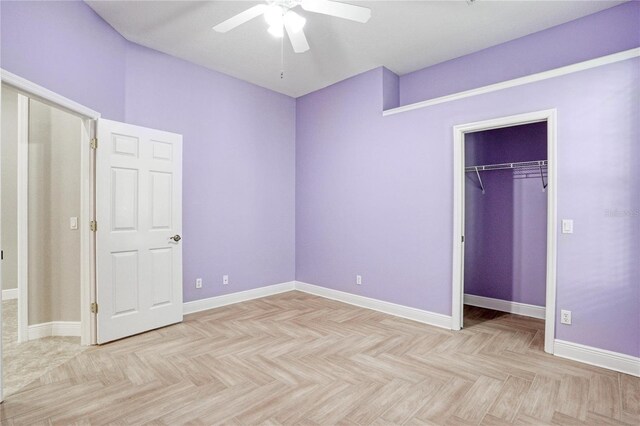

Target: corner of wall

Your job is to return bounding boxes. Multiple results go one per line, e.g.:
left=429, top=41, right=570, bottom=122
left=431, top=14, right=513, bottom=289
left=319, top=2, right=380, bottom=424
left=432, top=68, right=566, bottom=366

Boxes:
left=382, top=67, right=400, bottom=111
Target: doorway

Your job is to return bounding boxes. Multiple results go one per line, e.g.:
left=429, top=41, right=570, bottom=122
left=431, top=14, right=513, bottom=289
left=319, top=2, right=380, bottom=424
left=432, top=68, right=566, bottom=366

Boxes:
left=1, top=87, right=94, bottom=397
left=0, top=70, right=184, bottom=402
left=451, top=110, right=557, bottom=354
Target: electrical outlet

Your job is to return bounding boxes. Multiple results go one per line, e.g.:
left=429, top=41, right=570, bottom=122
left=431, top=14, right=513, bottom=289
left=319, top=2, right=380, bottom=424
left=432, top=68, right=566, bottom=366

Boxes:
left=356, top=275, right=362, bottom=285
left=561, top=309, right=572, bottom=325
left=195, top=278, right=203, bottom=289
left=70, top=217, right=78, bottom=230
left=561, top=219, right=574, bottom=234
left=223, top=275, right=229, bottom=285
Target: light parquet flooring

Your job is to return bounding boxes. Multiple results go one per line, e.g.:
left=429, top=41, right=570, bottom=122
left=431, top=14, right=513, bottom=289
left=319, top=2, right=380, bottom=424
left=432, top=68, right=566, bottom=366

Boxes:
left=1, top=291, right=638, bottom=425
left=2, top=300, right=87, bottom=397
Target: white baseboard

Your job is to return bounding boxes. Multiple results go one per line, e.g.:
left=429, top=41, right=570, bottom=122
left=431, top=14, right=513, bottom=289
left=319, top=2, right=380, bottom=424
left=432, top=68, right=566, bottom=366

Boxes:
left=182, top=280, right=451, bottom=329
left=554, top=339, right=640, bottom=377
left=183, top=281, right=296, bottom=315
left=179, top=281, right=638, bottom=377
left=2, top=288, right=18, bottom=300
left=28, top=321, right=81, bottom=340
left=295, top=281, right=452, bottom=330
left=464, top=294, right=545, bottom=319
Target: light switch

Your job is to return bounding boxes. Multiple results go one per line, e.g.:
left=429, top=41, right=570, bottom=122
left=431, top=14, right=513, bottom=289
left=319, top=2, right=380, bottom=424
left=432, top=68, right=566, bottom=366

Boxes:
left=70, top=217, right=78, bottom=230
left=561, top=219, right=573, bottom=234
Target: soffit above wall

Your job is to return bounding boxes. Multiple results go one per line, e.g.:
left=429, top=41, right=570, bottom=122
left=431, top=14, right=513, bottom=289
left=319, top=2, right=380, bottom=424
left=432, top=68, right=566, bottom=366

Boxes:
left=86, top=0, right=624, bottom=97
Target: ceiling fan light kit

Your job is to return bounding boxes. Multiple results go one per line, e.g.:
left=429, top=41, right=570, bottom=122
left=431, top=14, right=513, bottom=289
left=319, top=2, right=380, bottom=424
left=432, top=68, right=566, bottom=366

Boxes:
left=213, top=0, right=371, bottom=53
left=265, top=6, right=306, bottom=38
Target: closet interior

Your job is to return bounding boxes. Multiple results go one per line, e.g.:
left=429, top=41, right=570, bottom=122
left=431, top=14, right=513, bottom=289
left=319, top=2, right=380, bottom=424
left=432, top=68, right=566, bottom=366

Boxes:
left=1, top=87, right=86, bottom=397
left=463, top=122, right=548, bottom=334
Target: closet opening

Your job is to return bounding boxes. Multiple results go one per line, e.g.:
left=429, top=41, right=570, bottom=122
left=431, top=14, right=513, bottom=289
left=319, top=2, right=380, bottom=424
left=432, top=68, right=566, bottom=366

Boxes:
left=451, top=110, right=557, bottom=355
left=1, top=84, right=94, bottom=398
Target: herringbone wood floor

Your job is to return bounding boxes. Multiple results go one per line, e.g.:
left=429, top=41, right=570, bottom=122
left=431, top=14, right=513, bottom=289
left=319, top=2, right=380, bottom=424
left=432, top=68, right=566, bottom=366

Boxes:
left=1, top=291, right=638, bottom=425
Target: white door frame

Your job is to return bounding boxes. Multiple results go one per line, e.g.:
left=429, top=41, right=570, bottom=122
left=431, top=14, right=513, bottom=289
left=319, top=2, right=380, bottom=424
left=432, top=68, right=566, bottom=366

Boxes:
left=451, top=109, right=557, bottom=354
left=16, top=93, right=29, bottom=343
left=1, top=69, right=100, bottom=349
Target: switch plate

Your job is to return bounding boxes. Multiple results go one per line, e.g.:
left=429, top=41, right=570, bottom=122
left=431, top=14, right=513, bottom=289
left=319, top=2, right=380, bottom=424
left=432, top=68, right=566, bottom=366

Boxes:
left=70, top=217, right=78, bottom=230
left=561, top=219, right=573, bottom=234
left=223, top=275, right=229, bottom=285
left=561, top=309, right=572, bottom=325
left=195, top=278, right=202, bottom=289
left=356, top=275, right=362, bottom=285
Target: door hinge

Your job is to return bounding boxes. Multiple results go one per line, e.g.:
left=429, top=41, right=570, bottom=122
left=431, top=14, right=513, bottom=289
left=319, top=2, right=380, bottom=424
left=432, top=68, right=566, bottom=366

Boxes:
left=461, top=235, right=465, bottom=243
left=90, top=138, right=98, bottom=149
left=90, top=220, right=97, bottom=232
left=90, top=302, right=98, bottom=314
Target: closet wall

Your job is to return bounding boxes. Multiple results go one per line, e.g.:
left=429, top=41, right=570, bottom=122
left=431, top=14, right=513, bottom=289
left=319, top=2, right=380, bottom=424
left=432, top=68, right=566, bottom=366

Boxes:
left=1, top=89, right=19, bottom=293
left=28, top=100, right=82, bottom=324
left=464, top=123, right=547, bottom=307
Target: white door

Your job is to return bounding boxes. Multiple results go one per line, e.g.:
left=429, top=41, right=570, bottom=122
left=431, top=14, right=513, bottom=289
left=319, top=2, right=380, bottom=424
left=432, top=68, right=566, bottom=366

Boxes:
left=96, top=119, right=183, bottom=344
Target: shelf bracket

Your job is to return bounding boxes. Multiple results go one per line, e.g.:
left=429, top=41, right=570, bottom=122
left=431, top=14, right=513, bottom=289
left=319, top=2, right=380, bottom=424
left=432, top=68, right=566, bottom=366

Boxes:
left=475, top=167, right=485, bottom=194
left=539, top=163, right=548, bottom=192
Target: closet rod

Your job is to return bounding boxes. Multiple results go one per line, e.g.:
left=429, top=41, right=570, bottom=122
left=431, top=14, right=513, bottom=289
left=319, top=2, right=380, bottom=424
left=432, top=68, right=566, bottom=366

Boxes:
left=466, top=160, right=548, bottom=194
left=464, top=159, right=547, bottom=173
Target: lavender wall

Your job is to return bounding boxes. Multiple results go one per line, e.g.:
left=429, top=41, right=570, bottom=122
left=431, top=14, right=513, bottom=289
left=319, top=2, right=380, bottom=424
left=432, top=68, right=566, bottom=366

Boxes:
left=464, top=124, right=548, bottom=306
left=2, top=0, right=639, bottom=357
left=0, top=0, right=127, bottom=120
left=124, top=44, right=295, bottom=301
left=382, top=68, right=400, bottom=111
left=296, top=57, right=639, bottom=356
left=297, top=2, right=639, bottom=356
left=399, top=1, right=640, bottom=106
left=1, top=1, right=296, bottom=302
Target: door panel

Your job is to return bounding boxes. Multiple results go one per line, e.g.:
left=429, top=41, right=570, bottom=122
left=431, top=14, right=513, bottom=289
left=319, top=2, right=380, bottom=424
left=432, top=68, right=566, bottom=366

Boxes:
left=96, top=119, right=182, bottom=344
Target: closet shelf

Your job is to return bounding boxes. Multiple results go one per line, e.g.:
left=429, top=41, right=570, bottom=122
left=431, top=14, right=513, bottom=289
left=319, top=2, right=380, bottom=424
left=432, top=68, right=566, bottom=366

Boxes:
left=464, top=160, right=547, bottom=173
left=465, top=160, right=548, bottom=194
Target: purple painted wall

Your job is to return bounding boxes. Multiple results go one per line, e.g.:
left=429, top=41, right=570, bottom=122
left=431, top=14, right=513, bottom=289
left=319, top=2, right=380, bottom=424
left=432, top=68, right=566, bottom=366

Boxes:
left=1, top=1, right=296, bottom=302
left=297, top=2, right=639, bottom=357
left=464, top=124, right=548, bottom=306
left=124, top=44, right=295, bottom=302
left=296, top=58, right=639, bottom=357
left=382, top=68, right=400, bottom=111
left=0, top=0, right=127, bottom=120
left=2, top=1, right=639, bottom=358
left=399, top=1, right=640, bottom=106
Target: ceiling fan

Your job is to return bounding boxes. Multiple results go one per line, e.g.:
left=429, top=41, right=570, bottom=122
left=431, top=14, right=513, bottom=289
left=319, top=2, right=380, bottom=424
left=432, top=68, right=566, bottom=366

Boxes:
left=213, top=0, right=371, bottom=53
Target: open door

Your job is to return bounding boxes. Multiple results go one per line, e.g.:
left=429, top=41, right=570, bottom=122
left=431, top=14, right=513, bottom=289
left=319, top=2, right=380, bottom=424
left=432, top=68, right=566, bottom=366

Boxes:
left=96, top=119, right=183, bottom=344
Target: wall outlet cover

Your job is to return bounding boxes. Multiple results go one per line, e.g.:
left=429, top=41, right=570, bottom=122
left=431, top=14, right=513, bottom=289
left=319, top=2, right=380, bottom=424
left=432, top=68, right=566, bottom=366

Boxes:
left=223, top=275, right=229, bottom=285
left=195, top=278, right=203, bottom=289
left=561, top=309, right=572, bottom=325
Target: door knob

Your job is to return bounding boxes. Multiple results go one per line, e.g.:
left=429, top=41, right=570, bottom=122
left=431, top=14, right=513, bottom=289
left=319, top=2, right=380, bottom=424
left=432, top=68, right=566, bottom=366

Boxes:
left=169, top=234, right=182, bottom=242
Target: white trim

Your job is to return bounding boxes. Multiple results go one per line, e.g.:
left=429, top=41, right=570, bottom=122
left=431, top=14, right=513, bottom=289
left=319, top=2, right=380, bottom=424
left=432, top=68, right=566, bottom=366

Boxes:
left=295, top=281, right=452, bottom=329
left=16, top=93, right=29, bottom=344
left=451, top=109, right=557, bottom=354
left=1, top=289, right=18, bottom=301
left=28, top=321, right=81, bottom=340
left=183, top=281, right=452, bottom=330
left=544, top=112, right=558, bottom=355
left=554, top=339, right=640, bottom=377
left=179, top=281, right=638, bottom=376
left=383, top=47, right=640, bottom=116
left=1, top=69, right=100, bottom=119
left=464, top=294, right=545, bottom=319
left=79, top=119, right=93, bottom=346
left=3, top=73, right=98, bottom=347
left=183, top=281, right=296, bottom=315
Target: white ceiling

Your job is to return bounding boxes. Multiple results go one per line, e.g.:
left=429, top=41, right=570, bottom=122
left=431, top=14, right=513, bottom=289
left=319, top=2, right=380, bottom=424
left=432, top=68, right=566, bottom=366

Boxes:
left=86, top=0, right=624, bottom=98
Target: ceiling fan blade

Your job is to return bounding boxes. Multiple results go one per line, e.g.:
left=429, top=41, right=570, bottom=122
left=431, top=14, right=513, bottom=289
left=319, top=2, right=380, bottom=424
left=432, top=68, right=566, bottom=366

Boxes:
left=300, top=0, right=371, bottom=23
left=213, top=4, right=267, bottom=33
left=284, top=20, right=310, bottom=53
